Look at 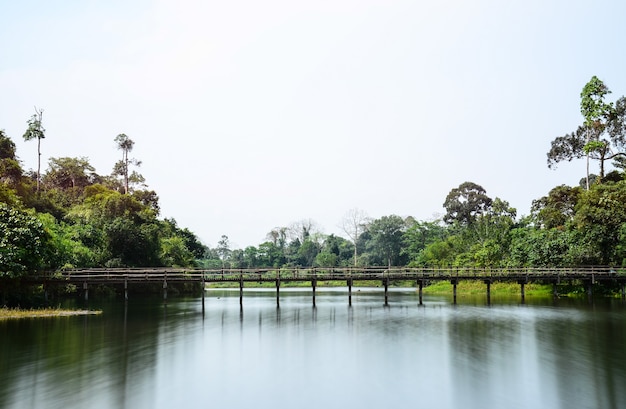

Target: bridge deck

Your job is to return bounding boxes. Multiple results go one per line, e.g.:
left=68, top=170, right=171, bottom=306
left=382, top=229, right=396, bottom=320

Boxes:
left=32, top=266, right=626, bottom=285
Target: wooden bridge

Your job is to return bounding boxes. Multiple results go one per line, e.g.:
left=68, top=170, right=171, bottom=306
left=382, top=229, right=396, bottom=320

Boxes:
left=32, top=266, right=626, bottom=306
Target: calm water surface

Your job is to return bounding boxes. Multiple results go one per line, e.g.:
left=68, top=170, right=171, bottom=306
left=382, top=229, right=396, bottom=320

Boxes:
left=1, top=288, right=625, bottom=409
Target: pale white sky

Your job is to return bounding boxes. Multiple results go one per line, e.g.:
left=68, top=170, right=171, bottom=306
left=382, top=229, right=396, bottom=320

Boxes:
left=1, top=0, right=626, bottom=249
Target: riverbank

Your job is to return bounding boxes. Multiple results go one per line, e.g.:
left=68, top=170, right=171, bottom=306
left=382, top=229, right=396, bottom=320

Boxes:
left=422, top=280, right=554, bottom=296
left=0, top=307, right=102, bottom=320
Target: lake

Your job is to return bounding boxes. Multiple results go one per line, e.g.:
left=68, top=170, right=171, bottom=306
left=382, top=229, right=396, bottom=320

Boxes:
left=1, top=287, right=625, bottom=409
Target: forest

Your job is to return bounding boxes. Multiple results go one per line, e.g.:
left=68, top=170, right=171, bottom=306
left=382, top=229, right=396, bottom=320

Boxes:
left=2, top=76, right=626, bottom=284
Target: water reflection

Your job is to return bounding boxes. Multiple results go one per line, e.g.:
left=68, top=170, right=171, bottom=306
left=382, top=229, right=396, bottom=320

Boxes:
left=0, top=290, right=625, bottom=409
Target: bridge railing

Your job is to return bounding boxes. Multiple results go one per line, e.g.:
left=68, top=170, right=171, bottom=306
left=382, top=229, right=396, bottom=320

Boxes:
left=36, top=266, right=626, bottom=283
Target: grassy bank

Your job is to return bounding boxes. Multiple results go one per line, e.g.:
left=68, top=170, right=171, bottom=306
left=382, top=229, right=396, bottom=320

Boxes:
left=0, top=307, right=102, bottom=320
left=422, top=280, right=554, bottom=296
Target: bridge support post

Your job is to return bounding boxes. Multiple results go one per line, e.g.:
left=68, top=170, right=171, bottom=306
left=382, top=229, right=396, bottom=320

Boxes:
left=585, top=280, right=593, bottom=300
left=311, top=279, right=316, bottom=307
left=276, top=279, right=280, bottom=308
left=484, top=280, right=491, bottom=305
left=383, top=278, right=389, bottom=306
left=202, top=278, right=205, bottom=313
left=553, top=282, right=558, bottom=298
left=451, top=279, right=457, bottom=305
left=124, top=279, right=128, bottom=301
left=418, top=280, right=424, bottom=305
left=239, top=279, right=244, bottom=307
left=83, top=282, right=88, bottom=301
left=520, top=281, right=525, bottom=304
left=347, top=278, right=352, bottom=306
left=163, top=280, right=167, bottom=303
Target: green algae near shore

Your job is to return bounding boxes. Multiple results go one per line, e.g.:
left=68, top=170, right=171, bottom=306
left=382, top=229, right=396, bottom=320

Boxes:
left=0, top=307, right=102, bottom=320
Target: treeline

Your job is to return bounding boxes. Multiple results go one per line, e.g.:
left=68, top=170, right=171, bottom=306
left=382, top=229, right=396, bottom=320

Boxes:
left=202, top=76, right=626, bottom=270
left=2, top=75, right=626, bottom=282
left=1, top=124, right=206, bottom=279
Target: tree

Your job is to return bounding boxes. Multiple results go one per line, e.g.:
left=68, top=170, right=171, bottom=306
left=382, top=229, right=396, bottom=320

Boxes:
left=443, top=182, right=492, bottom=225
left=340, top=208, right=369, bottom=266
left=0, top=130, right=23, bottom=187
left=160, top=236, right=194, bottom=267
left=402, top=220, right=447, bottom=265
left=22, top=107, right=45, bottom=192
left=0, top=203, right=49, bottom=277
left=216, top=235, right=231, bottom=267
left=531, top=185, right=582, bottom=229
left=113, top=134, right=143, bottom=194
left=43, top=157, right=96, bottom=190
left=548, top=77, right=626, bottom=188
left=572, top=181, right=626, bottom=264
left=367, top=215, right=406, bottom=268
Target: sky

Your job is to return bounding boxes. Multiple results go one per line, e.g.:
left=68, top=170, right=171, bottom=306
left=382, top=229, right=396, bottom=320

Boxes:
left=2, top=0, right=626, bottom=249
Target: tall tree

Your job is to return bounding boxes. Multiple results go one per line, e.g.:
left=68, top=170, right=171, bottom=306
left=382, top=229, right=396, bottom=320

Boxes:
left=547, top=77, right=626, bottom=188
left=443, top=181, right=492, bottom=225
left=216, top=235, right=231, bottom=267
left=22, top=107, right=45, bottom=192
left=113, top=134, right=142, bottom=194
left=340, top=208, right=369, bottom=266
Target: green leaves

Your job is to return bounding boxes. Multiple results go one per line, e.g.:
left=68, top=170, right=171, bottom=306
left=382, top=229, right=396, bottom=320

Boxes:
left=443, top=181, right=493, bottom=225
left=0, top=204, right=48, bottom=277
left=22, top=112, right=45, bottom=142
left=581, top=76, right=613, bottom=127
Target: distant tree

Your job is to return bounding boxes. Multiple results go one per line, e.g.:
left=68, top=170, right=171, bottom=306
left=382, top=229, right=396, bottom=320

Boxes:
left=160, top=236, right=194, bottom=267
left=340, top=208, right=370, bottom=266
left=531, top=185, right=582, bottom=229
left=216, top=235, right=231, bottom=267
left=43, top=157, right=96, bottom=190
left=402, top=220, right=447, bottom=265
left=443, top=182, right=492, bottom=225
left=22, top=107, right=45, bottom=192
left=288, top=219, right=321, bottom=243
left=367, top=215, right=406, bottom=268
left=548, top=77, right=626, bottom=188
left=113, top=134, right=143, bottom=194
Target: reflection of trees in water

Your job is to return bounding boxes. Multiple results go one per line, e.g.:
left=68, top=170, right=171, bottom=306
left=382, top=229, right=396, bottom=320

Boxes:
left=543, top=305, right=626, bottom=409
left=0, top=301, right=173, bottom=408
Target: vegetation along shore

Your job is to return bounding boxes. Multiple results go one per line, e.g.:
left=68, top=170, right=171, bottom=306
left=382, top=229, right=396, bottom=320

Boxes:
left=3, top=75, right=626, bottom=305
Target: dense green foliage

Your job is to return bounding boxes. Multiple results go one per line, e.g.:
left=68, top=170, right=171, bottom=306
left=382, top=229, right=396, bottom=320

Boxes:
left=2, top=76, right=626, bottom=284
left=0, top=129, right=209, bottom=279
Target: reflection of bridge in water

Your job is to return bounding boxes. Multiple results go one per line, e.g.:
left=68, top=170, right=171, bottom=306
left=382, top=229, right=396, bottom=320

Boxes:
left=33, top=267, right=626, bottom=307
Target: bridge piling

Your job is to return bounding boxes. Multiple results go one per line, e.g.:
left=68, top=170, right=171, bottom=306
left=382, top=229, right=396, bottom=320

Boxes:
left=484, top=280, right=491, bottom=305
left=451, top=279, right=457, bottom=305
left=383, top=278, right=389, bottom=306
left=520, top=281, right=526, bottom=304
left=202, top=278, right=205, bottom=313
left=83, top=282, right=88, bottom=301
left=239, top=279, right=244, bottom=307
left=347, top=278, right=353, bottom=306
left=124, top=279, right=128, bottom=301
left=585, top=280, right=593, bottom=300
left=163, top=280, right=167, bottom=302
left=276, top=279, right=280, bottom=308
left=418, top=280, right=424, bottom=305
left=312, top=279, right=316, bottom=307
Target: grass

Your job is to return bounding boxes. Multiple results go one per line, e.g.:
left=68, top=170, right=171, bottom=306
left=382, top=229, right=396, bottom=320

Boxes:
left=0, top=307, right=102, bottom=320
left=422, top=280, right=554, bottom=296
